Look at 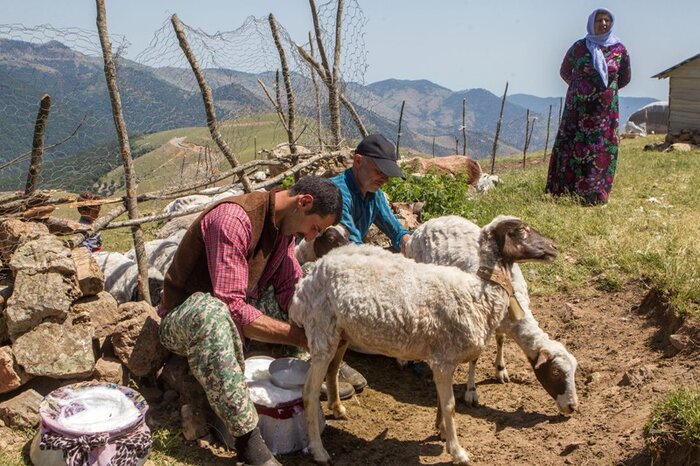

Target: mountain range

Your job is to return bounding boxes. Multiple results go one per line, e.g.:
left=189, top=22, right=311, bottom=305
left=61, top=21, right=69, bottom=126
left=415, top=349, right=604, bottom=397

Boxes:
left=0, top=38, right=658, bottom=191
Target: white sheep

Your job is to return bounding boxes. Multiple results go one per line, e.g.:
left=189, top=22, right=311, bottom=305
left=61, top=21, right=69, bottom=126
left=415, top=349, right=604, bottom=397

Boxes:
left=476, top=173, right=503, bottom=193
left=93, top=251, right=164, bottom=305
left=404, top=215, right=578, bottom=409
left=289, top=215, right=558, bottom=465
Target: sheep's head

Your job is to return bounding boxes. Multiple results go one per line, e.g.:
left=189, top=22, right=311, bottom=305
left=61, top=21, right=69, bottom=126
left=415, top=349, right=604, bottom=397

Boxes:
left=529, top=344, right=578, bottom=415
left=483, top=216, right=557, bottom=265
left=313, top=224, right=349, bottom=259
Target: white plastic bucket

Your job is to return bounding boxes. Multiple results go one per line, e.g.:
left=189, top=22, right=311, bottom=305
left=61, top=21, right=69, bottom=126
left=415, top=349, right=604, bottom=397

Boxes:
left=214, top=356, right=324, bottom=455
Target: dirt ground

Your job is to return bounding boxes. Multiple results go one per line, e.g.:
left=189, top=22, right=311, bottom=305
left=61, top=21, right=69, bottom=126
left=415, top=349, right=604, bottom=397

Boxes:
left=2, top=282, right=698, bottom=465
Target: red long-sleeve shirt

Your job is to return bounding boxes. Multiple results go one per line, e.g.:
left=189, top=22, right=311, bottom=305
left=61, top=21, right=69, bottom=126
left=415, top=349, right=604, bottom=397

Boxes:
left=200, top=203, right=301, bottom=327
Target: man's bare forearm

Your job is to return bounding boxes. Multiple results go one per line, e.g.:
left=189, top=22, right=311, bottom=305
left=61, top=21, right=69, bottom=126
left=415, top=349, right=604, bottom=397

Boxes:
left=241, top=314, right=307, bottom=349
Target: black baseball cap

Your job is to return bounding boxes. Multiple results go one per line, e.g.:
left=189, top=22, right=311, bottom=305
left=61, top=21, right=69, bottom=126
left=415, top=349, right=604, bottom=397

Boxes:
left=355, top=134, right=405, bottom=179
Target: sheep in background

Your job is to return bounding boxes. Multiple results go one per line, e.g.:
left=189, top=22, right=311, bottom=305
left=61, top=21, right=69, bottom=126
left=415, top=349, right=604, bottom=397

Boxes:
left=290, top=216, right=558, bottom=465
left=404, top=215, right=578, bottom=408
left=93, top=251, right=164, bottom=306
left=476, top=173, right=503, bottom=193
left=294, top=224, right=349, bottom=265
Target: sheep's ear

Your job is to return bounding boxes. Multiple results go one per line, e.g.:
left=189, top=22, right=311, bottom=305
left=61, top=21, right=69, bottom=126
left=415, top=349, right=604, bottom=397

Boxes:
left=534, top=349, right=551, bottom=369
left=493, top=219, right=523, bottom=259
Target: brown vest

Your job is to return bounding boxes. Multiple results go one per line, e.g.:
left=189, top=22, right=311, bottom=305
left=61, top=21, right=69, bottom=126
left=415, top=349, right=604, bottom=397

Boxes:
left=161, top=190, right=280, bottom=312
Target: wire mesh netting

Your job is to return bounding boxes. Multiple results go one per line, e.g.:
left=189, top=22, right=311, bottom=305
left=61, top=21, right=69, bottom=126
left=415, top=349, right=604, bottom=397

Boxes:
left=0, top=0, right=372, bottom=202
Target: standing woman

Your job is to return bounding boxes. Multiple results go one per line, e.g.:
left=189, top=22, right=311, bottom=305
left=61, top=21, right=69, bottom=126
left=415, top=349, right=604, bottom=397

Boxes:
left=546, top=8, right=631, bottom=205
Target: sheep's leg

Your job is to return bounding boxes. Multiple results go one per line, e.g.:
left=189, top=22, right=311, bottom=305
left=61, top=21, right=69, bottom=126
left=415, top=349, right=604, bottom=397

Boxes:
left=304, top=349, right=336, bottom=465
left=432, top=364, right=470, bottom=465
left=325, top=340, right=349, bottom=419
left=463, top=360, right=480, bottom=407
left=435, top=402, right=444, bottom=439
left=494, top=332, right=509, bottom=383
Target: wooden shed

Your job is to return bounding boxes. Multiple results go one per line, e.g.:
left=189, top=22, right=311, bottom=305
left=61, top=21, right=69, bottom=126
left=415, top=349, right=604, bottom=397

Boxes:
left=653, top=53, right=700, bottom=140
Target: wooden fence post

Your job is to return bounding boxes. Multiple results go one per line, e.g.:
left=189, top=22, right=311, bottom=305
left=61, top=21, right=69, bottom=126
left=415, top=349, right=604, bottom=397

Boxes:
left=490, top=81, right=509, bottom=173
left=558, top=97, right=563, bottom=127
left=462, top=97, right=467, bottom=156
left=96, top=0, right=150, bottom=303
left=308, top=31, right=324, bottom=151
left=543, top=104, right=553, bottom=160
left=24, top=93, right=51, bottom=196
left=396, top=100, right=405, bottom=158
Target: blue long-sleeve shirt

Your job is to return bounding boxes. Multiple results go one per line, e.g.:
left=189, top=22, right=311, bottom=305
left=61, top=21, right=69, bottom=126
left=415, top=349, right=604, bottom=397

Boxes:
left=330, top=169, right=410, bottom=251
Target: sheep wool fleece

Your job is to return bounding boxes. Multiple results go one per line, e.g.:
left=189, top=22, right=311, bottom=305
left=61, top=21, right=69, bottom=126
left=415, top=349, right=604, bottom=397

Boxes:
left=159, top=291, right=258, bottom=437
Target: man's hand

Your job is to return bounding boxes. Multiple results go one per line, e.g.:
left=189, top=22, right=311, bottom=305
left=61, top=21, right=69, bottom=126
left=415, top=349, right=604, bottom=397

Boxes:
left=400, top=233, right=411, bottom=255
left=289, top=324, right=308, bottom=351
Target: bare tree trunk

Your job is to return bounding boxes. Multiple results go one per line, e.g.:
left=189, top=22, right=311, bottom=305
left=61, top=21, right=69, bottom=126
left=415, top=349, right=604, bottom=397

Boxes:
left=396, top=100, right=405, bottom=158
left=170, top=14, right=253, bottom=192
left=455, top=137, right=458, bottom=155
left=490, top=81, right=509, bottom=173
left=307, top=0, right=341, bottom=146
left=308, top=32, right=324, bottom=151
left=269, top=14, right=297, bottom=157
left=297, top=36, right=367, bottom=140
left=462, top=97, right=467, bottom=156
left=522, top=109, right=530, bottom=168
left=24, top=94, right=51, bottom=196
left=432, top=135, right=435, bottom=158
left=275, top=70, right=282, bottom=115
left=96, top=0, right=150, bottom=304
left=543, top=104, right=553, bottom=160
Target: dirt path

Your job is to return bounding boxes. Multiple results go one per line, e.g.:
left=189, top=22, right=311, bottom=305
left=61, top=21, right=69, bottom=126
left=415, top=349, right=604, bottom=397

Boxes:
left=2, top=283, right=696, bottom=465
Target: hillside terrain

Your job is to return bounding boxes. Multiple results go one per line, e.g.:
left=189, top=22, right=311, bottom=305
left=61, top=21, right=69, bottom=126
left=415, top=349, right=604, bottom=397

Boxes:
left=0, top=38, right=657, bottom=193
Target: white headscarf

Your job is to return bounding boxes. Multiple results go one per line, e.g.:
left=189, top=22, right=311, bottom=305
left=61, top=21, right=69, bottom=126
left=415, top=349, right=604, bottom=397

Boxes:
left=585, top=8, right=621, bottom=87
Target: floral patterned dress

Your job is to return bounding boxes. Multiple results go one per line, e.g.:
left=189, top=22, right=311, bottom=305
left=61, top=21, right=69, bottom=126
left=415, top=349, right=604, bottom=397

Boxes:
left=545, top=39, right=631, bottom=205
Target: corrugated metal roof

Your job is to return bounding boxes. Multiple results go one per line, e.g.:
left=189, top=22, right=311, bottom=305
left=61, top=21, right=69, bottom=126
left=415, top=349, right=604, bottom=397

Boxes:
left=652, top=53, right=700, bottom=79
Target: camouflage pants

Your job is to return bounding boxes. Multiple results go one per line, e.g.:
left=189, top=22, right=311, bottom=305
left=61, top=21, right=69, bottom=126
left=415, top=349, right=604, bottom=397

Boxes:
left=159, top=292, right=258, bottom=437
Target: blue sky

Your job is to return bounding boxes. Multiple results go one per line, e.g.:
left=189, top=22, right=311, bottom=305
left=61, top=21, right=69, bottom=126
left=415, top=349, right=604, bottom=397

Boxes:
left=2, top=0, right=697, bottom=99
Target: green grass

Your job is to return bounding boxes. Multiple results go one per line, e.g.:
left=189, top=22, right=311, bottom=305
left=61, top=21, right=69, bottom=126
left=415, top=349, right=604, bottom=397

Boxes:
left=644, top=387, right=700, bottom=460
left=385, top=135, right=700, bottom=317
